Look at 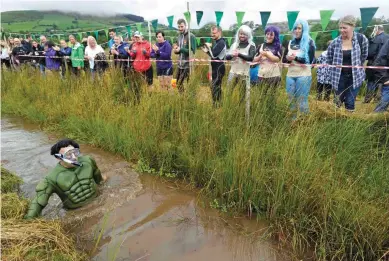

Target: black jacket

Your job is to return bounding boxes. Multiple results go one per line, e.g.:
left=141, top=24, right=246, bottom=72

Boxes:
left=367, top=32, right=389, bottom=80
left=373, top=39, right=389, bottom=84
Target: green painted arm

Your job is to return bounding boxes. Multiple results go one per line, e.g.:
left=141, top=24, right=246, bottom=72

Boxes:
left=24, top=178, right=54, bottom=219
left=91, top=157, right=103, bottom=184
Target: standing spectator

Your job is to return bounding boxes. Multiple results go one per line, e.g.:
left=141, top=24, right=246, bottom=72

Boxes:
left=282, top=19, right=316, bottom=118
left=226, top=25, right=256, bottom=102
left=23, top=34, right=33, bottom=54
left=316, top=41, right=333, bottom=101
left=110, top=35, right=130, bottom=78
left=327, top=15, right=369, bottom=112
left=8, top=37, right=14, bottom=49
left=201, top=25, right=227, bottom=106
left=57, top=39, right=72, bottom=77
left=68, top=35, right=85, bottom=76
left=151, top=31, right=173, bottom=91
left=173, top=18, right=196, bottom=93
left=108, top=29, right=116, bottom=49
left=129, top=31, right=153, bottom=86
left=30, top=41, right=44, bottom=69
left=11, top=38, right=30, bottom=68
left=44, top=41, right=61, bottom=73
left=84, top=36, right=105, bottom=79
left=253, top=25, right=282, bottom=94
left=364, top=25, right=389, bottom=103
left=1, top=41, right=11, bottom=69
left=372, top=39, right=389, bottom=112
left=39, top=35, right=47, bottom=74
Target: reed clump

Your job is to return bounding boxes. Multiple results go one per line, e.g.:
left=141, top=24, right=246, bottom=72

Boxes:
left=0, top=167, right=87, bottom=261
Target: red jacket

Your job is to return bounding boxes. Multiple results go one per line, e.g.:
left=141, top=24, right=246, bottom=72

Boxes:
left=130, top=40, right=152, bottom=72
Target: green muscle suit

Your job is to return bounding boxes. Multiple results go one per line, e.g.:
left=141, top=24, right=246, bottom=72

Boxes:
left=25, top=155, right=102, bottom=219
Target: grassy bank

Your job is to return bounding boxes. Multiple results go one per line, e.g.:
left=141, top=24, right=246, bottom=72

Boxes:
left=2, top=67, right=389, bottom=260
left=1, top=167, right=87, bottom=261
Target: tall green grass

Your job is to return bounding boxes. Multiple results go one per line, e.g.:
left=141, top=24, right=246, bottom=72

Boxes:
left=2, top=67, right=389, bottom=260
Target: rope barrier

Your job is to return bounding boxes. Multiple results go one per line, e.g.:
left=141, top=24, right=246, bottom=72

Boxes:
left=14, top=54, right=389, bottom=70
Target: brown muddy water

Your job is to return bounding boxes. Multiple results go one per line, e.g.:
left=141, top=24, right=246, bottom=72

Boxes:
left=1, top=116, right=291, bottom=261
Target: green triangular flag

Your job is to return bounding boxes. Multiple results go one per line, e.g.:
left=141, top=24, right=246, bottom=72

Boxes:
left=125, top=26, right=132, bottom=35
left=287, top=11, right=299, bottom=31
left=360, top=7, right=379, bottom=30
left=279, top=34, right=285, bottom=44
left=260, top=11, right=271, bottom=28
left=184, top=11, right=191, bottom=23
left=205, top=37, right=211, bottom=43
left=104, top=29, right=109, bottom=38
left=94, top=31, right=99, bottom=40
left=236, top=11, right=245, bottom=27
left=320, top=10, right=334, bottom=31
left=167, top=15, right=174, bottom=29
left=331, top=30, right=339, bottom=39
left=215, top=11, right=223, bottom=26
left=151, top=19, right=158, bottom=32
left=227, top=37, right=232, bottom=47
left=196, top=38, right=201, bottom=46
left=78, top=33, right=83, bottom=41
left=196, top=11, right=203, bottom=26
left=309, top=32, right=318, bottom=42
left=136, top=23, right=142, bottom=33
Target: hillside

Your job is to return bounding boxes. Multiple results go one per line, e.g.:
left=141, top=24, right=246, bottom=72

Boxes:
left=1, top=10, right=145, bottom=33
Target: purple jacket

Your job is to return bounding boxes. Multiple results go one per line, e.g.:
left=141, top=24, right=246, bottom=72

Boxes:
left=45, top=48, right=61, bottom=70
left=151, top=40, right=172, bottom=70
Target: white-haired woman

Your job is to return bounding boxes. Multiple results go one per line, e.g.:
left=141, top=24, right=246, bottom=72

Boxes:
left=226, top=25, right=256, bottom=101
left=84, top=36, right=105, bottom=79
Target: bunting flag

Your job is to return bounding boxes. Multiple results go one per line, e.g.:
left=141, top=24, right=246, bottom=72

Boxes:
left=104, top=29, right=109, bottom=38
left=167, top=15, right=174, bottom=29
left=279, top=34, right=285, bottom=43
left=205, top=37, right=211, bottom=43
left=215, top=11, right=224, bottom=26
left=360, top=7, right=379, bottom=30
left=260, top=11, right=271, bottom=28
left=287, top=11, right=300, bottom=31
left=320, top=10, right=335, bottom=31
left=196, top=38, right=201, bottom=46
left=227, top=37, right=232, bottom=47
left=94, top=31, right=99, bottom=40
left=331, top=30, right=339, bottom=39
left=184, top=11, right=191, bottom=23
left=125, top=26, right=131, bottom=36
left=136, top=23, right=142, bottom=33
left=151, top=19, right=158, bottom=31
left=78, top=33, right=83, bottom=41
left=236, top=11, right=245, bottom=27
left=309, top=32, right=318, bottom=42
left=196, top=11, right=203, bottom=26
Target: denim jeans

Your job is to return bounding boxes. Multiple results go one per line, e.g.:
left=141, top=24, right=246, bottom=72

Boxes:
left=286, top=76, right=312, bottom=116
left=39, top=64, right=45, bottom=76
left=364, top=80, right=381, bottom=103
left=374, top=84, right=389, bottom=112
left=335, top=74, right=360, bottom=111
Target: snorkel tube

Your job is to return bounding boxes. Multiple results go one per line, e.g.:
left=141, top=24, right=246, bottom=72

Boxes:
left=54, top=154, right=83, bottom=167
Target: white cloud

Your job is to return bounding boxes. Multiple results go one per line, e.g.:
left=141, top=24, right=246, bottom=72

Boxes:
left=1, top=0, right=388, bottom=30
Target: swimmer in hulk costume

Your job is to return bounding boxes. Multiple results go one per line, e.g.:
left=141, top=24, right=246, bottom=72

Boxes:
left=24, top=139, right=106, bottom=219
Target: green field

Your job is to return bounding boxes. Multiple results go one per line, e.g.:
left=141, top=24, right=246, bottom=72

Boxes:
left=1, top=10, right=145, bottom=33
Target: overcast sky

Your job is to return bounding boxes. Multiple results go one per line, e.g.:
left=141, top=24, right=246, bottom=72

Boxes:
left=1, top=0, right=389, bottom=29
